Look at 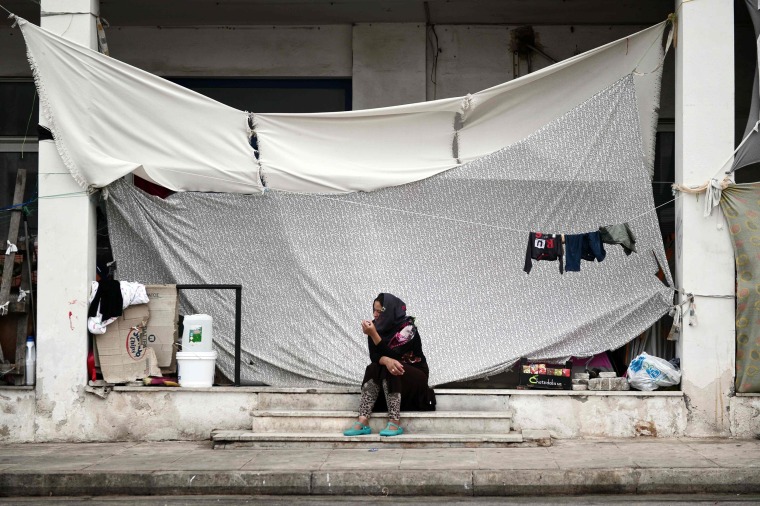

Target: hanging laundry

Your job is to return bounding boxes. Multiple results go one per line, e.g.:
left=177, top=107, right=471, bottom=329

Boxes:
left=87, top=280, right=149, bottom=334
left=565, top=232, right=606, bottom=272
left=599, top=223, right=637, bottom=255
left=88, top=279, right=123, bottom=321
left=524, top=232, right=564, bottom=274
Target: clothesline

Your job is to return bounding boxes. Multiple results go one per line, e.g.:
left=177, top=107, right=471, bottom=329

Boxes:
left=0, top=189, right=92, bottom=215
left=265, top=186, right=678, bottom=236
left=676, top=290, right=734, bottom=299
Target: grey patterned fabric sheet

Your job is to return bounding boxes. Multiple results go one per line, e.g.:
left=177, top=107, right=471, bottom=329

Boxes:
left=106, top=74, right=674, bottom=387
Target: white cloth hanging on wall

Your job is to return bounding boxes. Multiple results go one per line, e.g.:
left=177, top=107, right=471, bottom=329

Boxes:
left=17, top=19, right=261, bottom=193
left=17, top=17, right=667, bottom=195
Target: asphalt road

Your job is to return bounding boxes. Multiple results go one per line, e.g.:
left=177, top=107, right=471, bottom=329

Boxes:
left=1, top=495, right=759, bottom=505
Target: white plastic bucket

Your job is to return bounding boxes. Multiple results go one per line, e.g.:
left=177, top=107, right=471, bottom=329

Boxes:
left=181, top=314, right=213, bottom=352
left=176, top=350, right=217, bottom=387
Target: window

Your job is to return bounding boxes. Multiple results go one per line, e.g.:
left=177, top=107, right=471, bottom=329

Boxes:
left=0, top=80, right=38, bottom=241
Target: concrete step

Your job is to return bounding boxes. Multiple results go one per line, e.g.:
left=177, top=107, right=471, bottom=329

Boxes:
left=211, top=430, right=552, bottom=449
left=255, top=388, right=511, bottom=412
left=251, top=410, right=513, bottom=434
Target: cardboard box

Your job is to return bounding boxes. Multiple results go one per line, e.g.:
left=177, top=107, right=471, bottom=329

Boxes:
left=144, top=284, right=179, bottom=372
left=95, top=304, right=161, bottom=384
left=517, top=358, right=572, bottom=390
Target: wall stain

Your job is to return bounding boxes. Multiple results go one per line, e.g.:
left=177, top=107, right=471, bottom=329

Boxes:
left=635, top=420, right=657, bottom=437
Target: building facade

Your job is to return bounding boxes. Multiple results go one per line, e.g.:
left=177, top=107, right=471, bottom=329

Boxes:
left=0, top=0, right=757, bottom=441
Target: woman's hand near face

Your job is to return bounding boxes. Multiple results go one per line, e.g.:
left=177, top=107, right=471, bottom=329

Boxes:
left=361, top=320, right=374, bottom=335
left=362, top=320, right=382, bottom=345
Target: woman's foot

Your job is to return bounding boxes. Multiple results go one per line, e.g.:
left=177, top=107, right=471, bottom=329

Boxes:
left=379, top=422, right=404, bottom=437
left=343, top=421, right=372, bottom=436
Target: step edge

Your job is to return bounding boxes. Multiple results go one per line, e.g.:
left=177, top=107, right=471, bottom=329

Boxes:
left=252, top=410, right=513, bottom=418
left=213, top=431, right=524, bottom=442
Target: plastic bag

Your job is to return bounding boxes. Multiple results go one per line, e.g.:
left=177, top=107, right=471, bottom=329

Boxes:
left=626, top=352, right=681, bottom=391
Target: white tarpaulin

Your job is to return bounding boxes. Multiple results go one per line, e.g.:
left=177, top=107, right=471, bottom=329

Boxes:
left=107, top=74, right=674, bottom=387
left=17, top=17, right=667, bottom=194
left=17, top=19, right=261, bottom=193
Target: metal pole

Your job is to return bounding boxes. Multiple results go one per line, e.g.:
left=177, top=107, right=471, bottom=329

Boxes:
left=235, top=286, right=242, bottom=387
left=175, top=284, right=243, bottom=386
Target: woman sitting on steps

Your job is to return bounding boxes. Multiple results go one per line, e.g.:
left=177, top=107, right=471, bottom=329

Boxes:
left=343, top=293, right=436, bottom=437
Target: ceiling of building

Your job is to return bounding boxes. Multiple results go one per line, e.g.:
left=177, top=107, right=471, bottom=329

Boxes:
left=5, top=0, right=673, bottom=27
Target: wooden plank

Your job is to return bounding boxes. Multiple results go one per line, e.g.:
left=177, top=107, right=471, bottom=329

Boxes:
left=0, top=169, right=26, bottom=311
left=14, top=313, right=29, bottom=385
left=0, top=169, right=26, bottom=365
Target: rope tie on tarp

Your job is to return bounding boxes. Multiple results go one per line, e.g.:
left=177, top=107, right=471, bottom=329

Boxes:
left=671, top=177, right=732, bottom=218
left=667, top=292, right=695, bottom=341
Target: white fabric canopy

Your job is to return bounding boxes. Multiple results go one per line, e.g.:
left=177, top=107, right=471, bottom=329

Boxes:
left=18, top=19, right=261, bottom=193
left=17, top=17, right=667, bottom=194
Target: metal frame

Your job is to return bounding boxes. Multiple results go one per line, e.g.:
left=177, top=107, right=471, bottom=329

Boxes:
left=175, top=284, right=243, bottom=386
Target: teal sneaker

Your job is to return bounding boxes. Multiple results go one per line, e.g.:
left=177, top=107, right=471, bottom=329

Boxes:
left=343, top=421, right=372, bottom=436
left=379, top=422, right=404, bottom=437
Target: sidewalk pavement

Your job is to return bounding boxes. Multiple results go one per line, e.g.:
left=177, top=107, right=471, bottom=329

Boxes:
left=1, top=438, right=760, bottom=497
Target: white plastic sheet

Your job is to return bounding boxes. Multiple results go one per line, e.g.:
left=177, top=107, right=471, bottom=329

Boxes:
left=17, top=17, right=667, bottom=195
left=18, top=19, right=261, bottom=193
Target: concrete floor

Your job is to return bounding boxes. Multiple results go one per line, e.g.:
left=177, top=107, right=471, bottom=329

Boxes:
left=2, top=438, right=760, bottom=497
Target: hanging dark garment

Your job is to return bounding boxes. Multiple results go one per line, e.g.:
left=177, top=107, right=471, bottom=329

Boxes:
left=88, top=279, right=123, bottom=320
left=599, top=223, right=637, bottom=255
left=565, top=232, right=606, bottom=272
left=524, top=232, right=564, bottom=274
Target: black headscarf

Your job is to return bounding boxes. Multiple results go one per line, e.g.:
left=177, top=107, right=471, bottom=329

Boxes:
left=373, top=293, right=411, bottom=340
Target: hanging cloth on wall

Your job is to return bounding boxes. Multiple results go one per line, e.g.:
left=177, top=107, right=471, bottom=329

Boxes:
left=14, top=16, right=668, bottom=194
left=720, top=182, right=760, bottom=393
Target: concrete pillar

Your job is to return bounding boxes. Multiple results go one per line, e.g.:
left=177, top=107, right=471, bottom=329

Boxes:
left=674, top=0, right=735, bottom=436
left=352, top=23, right=426, bottom=109
left=35, top=0, right=98, bottom=439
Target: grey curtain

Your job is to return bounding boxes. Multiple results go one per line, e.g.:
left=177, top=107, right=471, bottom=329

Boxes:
left=106, top=75, right=674, bottom=387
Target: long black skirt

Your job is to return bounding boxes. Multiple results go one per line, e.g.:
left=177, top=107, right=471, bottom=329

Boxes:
left=362, top=361, right=436, bottom=412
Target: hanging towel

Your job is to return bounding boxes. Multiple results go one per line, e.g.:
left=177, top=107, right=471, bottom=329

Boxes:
left=524, top=232, right=564, bottom=274
left=565, top=232, right=606, bottom=272
left=599, top=223, right=637, bottom=255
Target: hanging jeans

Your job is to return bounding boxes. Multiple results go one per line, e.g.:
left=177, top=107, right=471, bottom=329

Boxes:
left=565, top=231, right=606, bottom=272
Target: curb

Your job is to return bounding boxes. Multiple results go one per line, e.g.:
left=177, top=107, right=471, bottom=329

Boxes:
left=2, top=467, right=760, bottom=497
